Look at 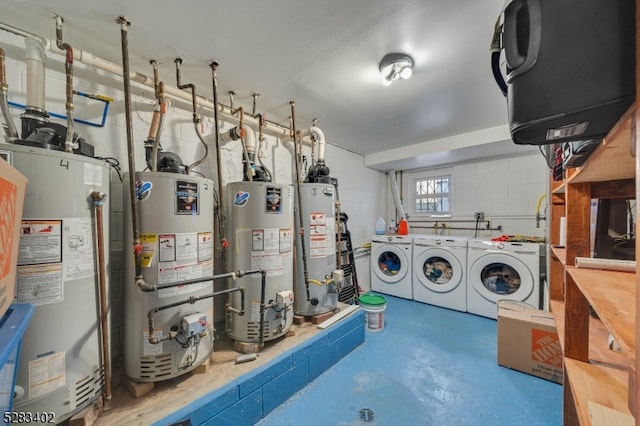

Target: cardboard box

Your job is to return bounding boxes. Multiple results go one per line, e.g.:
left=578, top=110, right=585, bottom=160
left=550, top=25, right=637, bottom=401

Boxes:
left=0, top=157, right=27, bottom=319
left=497, top=300, right=563, bottom=384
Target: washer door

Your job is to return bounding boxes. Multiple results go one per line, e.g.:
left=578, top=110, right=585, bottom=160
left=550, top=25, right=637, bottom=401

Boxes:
left=468, top=253, right=534, bottom=303
left=372, top=244, right=409, bottom=284
left=415, top=248, right=463, bottom=293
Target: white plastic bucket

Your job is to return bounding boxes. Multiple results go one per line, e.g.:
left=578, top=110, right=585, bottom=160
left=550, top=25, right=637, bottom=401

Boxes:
left=359, top=294, right=387, bottom=332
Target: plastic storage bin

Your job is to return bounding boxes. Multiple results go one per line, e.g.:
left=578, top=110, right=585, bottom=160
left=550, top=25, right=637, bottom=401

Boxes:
left=0, top=303, right=34, bottom=419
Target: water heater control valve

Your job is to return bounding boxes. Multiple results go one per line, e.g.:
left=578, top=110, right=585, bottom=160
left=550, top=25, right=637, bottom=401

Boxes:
left=181, top=312, right=208, bottom=337
left=276, top=290, right=294, bottom=309
left=332, top=269, right=344, bottom=285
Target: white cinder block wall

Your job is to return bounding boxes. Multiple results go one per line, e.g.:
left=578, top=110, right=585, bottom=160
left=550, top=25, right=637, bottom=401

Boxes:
left=0, top=31, right=386, bottom=360
left=402, top=152, right=549, bottom=238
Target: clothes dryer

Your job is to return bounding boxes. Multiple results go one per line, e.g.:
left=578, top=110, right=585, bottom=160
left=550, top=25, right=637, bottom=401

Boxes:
left=412, top=235, right=469, bottom=312
left=370, top=234, right=413, bottom=299
left=466, top=239, right=542, bottom=319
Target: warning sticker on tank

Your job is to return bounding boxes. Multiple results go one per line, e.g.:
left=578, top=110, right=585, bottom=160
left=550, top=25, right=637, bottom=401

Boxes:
left=17, top=263, right=63, bottom=306
left=143, top=328, right=163, bottom=356
left=265, top=186, right=282, bottom=213
left=159, top=234, right=176, bottom=262
left=63, top=218, right=96, bottom=281
left=175, top=180, right=199, bottom=215
left=140, top=233, right=157, bottom=244
left=251, top=300, right=261, bottom=322
left=83, top=162, right=103, bottom=187
left=279, top=228, right=292, bottom=253
left=29, top=351, right=65, bottom=399
left=198, top=232, right=213, bottom=262
left=18, top=220, right=62, bottom=265
left=251, top=227, right=292, bottom=276
left=140, top=252, right=154, bottom=268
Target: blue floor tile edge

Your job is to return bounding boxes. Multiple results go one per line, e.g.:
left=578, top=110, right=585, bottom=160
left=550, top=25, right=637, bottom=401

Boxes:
left=153, top=309, right=365, bottom=426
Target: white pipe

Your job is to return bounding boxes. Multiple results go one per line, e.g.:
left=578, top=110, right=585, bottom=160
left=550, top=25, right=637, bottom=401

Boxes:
left=309, top=125, right=326, bottom=162
left=388, top=171, right=407, bottom=220
left=24, top=37, right=46, bottom=111
left=244, top=125, right=256, bottom=153
left=0, top=23, right=309, bottom=144
left=27, top=30, right=304, bottom=144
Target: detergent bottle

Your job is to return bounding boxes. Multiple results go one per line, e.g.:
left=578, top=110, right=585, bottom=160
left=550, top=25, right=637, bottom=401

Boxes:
left=397, top=218, right=409, bottom=235
left=375, top=217, right=386, bottom=235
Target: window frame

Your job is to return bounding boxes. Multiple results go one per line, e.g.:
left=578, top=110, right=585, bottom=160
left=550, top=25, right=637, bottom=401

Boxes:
left=408, top=170, right=453, bottom=217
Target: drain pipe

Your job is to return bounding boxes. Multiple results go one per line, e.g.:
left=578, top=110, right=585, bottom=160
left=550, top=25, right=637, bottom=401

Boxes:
left=54, top=16, right=75, bottom=153
left=175, top=58, right=208, bottom=175
left=90, top=191, right=112, bottom=401
left=116, top=16, right=145, bottom=290
left=0, top=47, right=18, bottom=142
left=209, top=62, right=229, bottom=269
left=291, top=101, right=311, bottom=301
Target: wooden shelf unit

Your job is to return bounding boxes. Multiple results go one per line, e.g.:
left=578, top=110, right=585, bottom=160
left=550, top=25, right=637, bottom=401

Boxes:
left=546, top=3, right=640, bottom=420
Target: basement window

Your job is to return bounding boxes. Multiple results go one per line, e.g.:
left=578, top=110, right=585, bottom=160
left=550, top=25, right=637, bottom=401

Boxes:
left=413, top=175, right=451, bottom=215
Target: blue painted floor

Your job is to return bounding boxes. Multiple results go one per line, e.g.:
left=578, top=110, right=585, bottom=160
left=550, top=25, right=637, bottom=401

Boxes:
left=256, top=295, right=562, bottom=426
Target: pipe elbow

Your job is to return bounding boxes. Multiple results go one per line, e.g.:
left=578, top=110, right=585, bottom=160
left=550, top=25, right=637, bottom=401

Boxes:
left=244, top=125, right=256, bottom=152
left=137, top=278, right=155, bottom=292
left=309, top=126, right=326, bottom=161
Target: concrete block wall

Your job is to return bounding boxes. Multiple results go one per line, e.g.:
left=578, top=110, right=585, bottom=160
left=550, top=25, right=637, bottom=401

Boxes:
left=155, top=310, right=365, bottom=426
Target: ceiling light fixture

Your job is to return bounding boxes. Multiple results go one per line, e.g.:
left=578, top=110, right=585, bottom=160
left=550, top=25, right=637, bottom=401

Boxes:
left=379, top=53, right=414, bottom=86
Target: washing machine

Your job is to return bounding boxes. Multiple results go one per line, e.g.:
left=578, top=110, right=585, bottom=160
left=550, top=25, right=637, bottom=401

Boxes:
left=370, top=234, right=413, bottom=299
left=412, top=235, right=469, bottom=312
left=466, top=239, right=542, bottom=319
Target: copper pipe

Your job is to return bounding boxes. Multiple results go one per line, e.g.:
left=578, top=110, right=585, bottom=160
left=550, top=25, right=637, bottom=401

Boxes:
left=175, top=58, right=198, bottom=123
left=116, top=16, right=143, bottom=285
left=90, top=191, right=112, bottom=401
left=0, top=47, right=19, bottom=141
left=174, top=58, right=206, bottom=174
left=210, top=61, right=228, bottom=271
left=291, top=101, right=311, bottom=301
left=55, top=16, right=75, bottom=153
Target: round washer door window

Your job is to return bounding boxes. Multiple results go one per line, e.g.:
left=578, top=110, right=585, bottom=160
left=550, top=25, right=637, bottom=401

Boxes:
left=372, top=244, right=409, bottom=284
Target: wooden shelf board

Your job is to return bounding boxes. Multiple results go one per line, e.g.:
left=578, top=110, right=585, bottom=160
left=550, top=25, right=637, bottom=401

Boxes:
left=566, top=267, right=636, bottom=363
left=551, top=246, right=567, bottom=266
left=550, top=300, right=632, bottom=370
left=568, top=106, right=635, bottom=184
left=552, top=181, right=566, bottom=194
left=565, top=358, right=633, bottom=425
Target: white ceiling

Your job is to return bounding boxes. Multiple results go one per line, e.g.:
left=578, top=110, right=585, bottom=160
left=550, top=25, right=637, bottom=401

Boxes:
left=1, top=0, right=528, bottom=170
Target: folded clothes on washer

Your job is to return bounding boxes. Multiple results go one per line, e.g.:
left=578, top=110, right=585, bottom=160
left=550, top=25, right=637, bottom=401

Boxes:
left=490, top=235, right=545, bottom=243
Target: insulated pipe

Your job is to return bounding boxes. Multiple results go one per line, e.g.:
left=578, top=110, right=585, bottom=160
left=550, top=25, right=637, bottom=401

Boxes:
left=257, top=115, right=273, bottom=181
left=388, top=171, right=407, bottom=220
left=116, top=16, right=144, bottom=288
left=55, top=16, right=75, bottom=153
left=0, top=47, right=19, bottom=142
left=90, top=191, right=112, bottom=401
left=291, top=101, right=311, bottom=301
left=175, top=58, right=207, bottom=174
left=242, top=125, right=256, bottom=181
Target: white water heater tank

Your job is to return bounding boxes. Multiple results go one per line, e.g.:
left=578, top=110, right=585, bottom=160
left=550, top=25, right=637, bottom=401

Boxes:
left=226, top=181, right=295, bottom=343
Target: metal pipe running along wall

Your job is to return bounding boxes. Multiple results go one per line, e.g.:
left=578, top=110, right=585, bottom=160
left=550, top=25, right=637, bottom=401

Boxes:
left=0, top=21, right=316, bottom=146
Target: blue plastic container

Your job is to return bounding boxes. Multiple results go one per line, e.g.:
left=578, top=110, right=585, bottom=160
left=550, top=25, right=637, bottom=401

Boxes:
left=0, top=303, right=34, bottom=419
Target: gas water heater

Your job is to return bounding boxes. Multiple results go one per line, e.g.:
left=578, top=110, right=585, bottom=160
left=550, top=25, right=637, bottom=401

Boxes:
left=295, top=183, right=339, bottom=315
left=226, top=181, right=295, bottom=343
left=1, top=143, right=110, bottom=424
left=123, top=172, right=215, bottom=382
